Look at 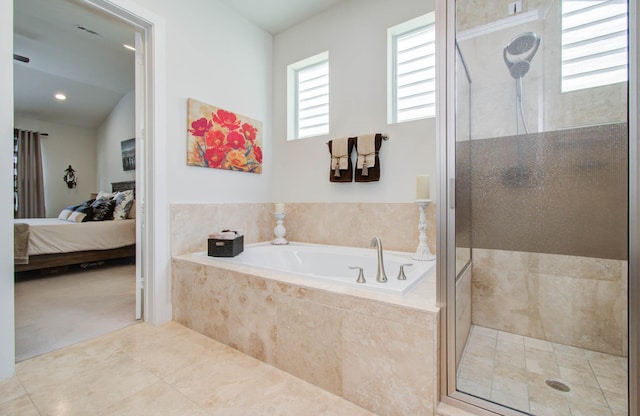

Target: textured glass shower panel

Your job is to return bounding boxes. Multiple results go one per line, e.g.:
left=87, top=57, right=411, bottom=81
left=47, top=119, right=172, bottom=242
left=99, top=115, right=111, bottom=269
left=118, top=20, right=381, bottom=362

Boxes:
left=453, top=0, right=629, bottom=414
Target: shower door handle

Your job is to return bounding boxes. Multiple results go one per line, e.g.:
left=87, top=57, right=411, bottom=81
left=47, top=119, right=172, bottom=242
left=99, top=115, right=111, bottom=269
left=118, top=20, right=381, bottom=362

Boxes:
left=449, top=178, right=456, bottom=209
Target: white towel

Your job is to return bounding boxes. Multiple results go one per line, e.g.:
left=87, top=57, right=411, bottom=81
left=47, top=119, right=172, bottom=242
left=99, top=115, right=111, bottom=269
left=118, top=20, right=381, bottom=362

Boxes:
left=331, top=137, right=349, bottom=170
left=357, top=134, right=376, bottom=170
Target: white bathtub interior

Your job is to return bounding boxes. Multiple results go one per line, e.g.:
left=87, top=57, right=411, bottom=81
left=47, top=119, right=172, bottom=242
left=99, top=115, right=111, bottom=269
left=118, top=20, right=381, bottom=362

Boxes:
left=193, top=242, right=435, bottom=296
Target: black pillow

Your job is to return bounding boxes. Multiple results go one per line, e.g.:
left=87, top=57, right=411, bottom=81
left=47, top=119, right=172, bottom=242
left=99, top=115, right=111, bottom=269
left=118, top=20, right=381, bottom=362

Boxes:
left=67, top=199, right=95, bottom=223
left=89, top=198, right=115, bottom=221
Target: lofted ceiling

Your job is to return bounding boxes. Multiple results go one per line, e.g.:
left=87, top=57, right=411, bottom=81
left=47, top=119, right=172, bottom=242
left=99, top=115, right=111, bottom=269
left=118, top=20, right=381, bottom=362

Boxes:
left=13, top=0, right=136, bottom=129
left=12, top=0, right=346, bottom=130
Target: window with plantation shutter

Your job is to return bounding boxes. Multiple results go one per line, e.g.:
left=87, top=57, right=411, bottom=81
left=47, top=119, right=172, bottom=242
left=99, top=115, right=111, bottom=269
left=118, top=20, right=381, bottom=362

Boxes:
left=561, top=0, right=628, bottom=93
left=388, top=13, right=436, bottom=123
left=287, top=52, right=329, bottom=140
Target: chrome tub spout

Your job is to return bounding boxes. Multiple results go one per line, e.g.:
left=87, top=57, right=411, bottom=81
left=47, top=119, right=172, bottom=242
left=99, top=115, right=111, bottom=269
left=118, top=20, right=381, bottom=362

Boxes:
left=370, top=237, right=388, bottom=283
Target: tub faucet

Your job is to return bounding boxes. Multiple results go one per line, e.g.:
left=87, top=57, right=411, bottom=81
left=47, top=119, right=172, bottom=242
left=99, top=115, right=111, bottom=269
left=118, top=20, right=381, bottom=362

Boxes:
left=370, top=237, right=388, bottom=283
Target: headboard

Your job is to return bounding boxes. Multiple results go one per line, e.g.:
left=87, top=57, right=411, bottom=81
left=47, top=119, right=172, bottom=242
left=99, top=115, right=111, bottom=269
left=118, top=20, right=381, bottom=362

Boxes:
left=112, top=181, right=136, bottom=198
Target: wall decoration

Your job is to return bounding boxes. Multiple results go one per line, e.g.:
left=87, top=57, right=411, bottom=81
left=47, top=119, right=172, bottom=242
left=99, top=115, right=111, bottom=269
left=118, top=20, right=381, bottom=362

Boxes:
left=186, top=98, right=263, bottom=174
left=63, top=165, right=77, bottom=188
left=121, top=138, right=135, bottom=171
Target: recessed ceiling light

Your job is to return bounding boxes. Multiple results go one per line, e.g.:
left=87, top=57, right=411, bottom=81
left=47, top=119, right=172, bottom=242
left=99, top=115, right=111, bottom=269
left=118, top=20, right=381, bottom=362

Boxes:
left=123, top=44, right=136, bottom=51
left=54, top=93, right=67, bottom=101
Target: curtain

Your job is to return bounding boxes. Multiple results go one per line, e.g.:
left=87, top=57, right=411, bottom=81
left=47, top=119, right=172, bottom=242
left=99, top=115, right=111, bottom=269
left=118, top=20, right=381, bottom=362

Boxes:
left=14, top=129, right=46, bottom=218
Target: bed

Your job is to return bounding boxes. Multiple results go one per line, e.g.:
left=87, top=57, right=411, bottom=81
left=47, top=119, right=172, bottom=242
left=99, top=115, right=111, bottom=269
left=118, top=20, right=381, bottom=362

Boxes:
left=14, top=181, right=136, bottom=272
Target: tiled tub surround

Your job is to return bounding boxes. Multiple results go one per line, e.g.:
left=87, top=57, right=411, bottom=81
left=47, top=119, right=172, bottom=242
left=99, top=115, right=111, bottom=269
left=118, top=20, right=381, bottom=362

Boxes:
left=170, top=202, right=436, bottom=257
left=172, top=254, right=440, bottom=416
left=471, top=248, right=628, bottom=357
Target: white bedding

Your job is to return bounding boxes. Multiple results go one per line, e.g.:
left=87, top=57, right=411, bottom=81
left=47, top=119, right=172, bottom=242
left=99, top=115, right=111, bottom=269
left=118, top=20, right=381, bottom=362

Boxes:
left=15, top=218, right=136, bottom=256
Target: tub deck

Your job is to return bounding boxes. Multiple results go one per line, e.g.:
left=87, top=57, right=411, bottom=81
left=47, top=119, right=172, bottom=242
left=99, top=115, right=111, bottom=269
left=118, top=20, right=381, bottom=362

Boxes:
left=180, top=243, right=438, bottom=313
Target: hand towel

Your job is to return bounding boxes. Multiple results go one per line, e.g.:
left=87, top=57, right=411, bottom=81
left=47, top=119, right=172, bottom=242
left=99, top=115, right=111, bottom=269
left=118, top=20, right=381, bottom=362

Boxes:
left=355, top=133, right=383, bottom=182
left=356, top=134, right=376, bottom=175
left=331, top=137, right=349, bottom=176
left=327, top=137, right=355, bottom=182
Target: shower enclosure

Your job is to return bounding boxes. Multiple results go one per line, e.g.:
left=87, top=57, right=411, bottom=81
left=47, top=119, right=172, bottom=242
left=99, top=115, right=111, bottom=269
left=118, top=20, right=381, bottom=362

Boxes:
left=442, top=0, right=632, bottom=414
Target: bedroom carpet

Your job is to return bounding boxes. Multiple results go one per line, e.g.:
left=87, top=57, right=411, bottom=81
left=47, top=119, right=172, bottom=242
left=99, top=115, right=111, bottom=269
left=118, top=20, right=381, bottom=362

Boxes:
left=15, top=262, right=138, bottom=362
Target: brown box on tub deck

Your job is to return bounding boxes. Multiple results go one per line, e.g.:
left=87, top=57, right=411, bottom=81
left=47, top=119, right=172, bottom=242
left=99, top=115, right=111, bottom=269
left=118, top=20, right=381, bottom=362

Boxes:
left=208, top=235, right=244, bottom=257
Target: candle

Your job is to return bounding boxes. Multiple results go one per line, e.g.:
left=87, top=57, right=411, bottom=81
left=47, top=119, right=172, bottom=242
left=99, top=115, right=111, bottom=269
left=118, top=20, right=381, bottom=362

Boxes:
left=416, top=175, right=430, bottom=200
left=275, top=203, right=285, bottom=213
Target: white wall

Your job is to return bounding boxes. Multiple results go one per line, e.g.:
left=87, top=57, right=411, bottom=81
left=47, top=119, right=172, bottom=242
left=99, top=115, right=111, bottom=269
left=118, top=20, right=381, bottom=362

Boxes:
left=96, top=90, right=135, bottom=191
left=14, top=117, right=98, bottom=217
left=271, top=0, right=437, bottom=203
left=1, top=0, right=15, bottom=381
left=130, top=0, right=273, bottom=204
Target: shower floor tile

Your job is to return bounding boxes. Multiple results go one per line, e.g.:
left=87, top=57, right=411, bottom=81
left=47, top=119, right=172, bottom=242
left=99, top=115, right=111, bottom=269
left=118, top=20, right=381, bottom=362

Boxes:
left=457, top=325, right=628, bottom=416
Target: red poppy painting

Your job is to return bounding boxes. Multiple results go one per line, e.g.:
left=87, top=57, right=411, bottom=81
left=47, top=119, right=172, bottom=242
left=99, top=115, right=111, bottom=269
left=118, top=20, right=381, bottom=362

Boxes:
left=187, top=98, right=263, bottom=174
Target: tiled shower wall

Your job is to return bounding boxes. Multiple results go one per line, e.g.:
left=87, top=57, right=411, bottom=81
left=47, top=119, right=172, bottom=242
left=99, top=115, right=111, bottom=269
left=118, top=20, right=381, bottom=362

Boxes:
left=471, top=248, right=628, bottom=356
left=170, top=202, right=436, bottom=257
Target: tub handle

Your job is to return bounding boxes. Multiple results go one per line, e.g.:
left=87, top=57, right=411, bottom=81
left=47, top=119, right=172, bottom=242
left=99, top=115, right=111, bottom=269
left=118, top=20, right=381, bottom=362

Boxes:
left=349, top=266, right=366, bottom=283
left=397, top=263, right=413, bottom=280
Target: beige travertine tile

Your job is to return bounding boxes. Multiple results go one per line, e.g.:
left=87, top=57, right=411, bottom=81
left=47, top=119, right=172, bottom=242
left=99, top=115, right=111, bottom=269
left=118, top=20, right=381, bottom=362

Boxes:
left=0, top=376, right=27, bottom=406
left=170, top=202, right=437, bottom=258
left=7, top=322, right=376, bottom=416
left=170, top=203, right=273, bottom=256
left=490, top=389, right=530, bottom=413
left=602, top=389, right=629, bottom=413
left=94, top=382, right=210, bottom=416
left=472, top=249, right=627, bottom=356
left=197, top=266, right=234, bottom=343
left=568, top=401, right=616, bottom=416
left=21, top=350, right=159, bottom=415
left=0, top=394, right=40, bottom=416
left=456, top=377, right=491, bottom=398
left=458, top=325, right=628, bottom=416
left=342, top=313, right=435, bottom=416
left=492, top=362, right=528, bottom=398
left=566, top=383, right=609, bottom=409
left=471, top=266, right=531, bottom=334
left=274, top=295, right=343, bottom=395
left=227, top=284, right=278, bottom=364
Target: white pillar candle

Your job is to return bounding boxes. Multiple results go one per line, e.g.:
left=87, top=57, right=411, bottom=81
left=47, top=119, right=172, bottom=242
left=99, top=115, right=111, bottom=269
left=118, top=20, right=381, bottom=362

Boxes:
left=275, top=203, right=285, bottom=213
left=416, top=175, right=430, bottom=200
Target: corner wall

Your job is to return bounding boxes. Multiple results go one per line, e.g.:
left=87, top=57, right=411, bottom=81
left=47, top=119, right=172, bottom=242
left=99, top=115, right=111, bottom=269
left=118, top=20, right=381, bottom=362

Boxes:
left=96, top=90, right=135, bottom=191
left=14, top=117, right=98, bottom=217
left=129, top=0, right=273, bottom=205
left=271, top=0, right=437, bottom=203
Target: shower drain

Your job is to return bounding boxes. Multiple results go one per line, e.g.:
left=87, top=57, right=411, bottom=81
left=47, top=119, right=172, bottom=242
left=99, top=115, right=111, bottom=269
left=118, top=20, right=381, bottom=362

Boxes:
left=545, top=379, right=571, bottom=393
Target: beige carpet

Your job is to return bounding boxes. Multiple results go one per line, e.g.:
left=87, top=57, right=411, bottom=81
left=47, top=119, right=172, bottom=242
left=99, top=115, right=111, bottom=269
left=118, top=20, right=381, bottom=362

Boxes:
left=15, top=261, right=138, bottom=362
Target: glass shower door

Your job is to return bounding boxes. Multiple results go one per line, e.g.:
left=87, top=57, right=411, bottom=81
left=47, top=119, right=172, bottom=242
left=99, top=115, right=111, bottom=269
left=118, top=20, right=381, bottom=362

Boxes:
left=451, top=1, right=630, bottom=414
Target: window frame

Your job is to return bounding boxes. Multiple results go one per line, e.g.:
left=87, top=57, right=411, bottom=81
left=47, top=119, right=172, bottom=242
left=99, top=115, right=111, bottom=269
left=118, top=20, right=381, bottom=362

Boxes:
left=287, top=51, right=329, bottom=140
left=561, top=0, right=628, bottom=93
left=387, top=12, right=436, bottom=124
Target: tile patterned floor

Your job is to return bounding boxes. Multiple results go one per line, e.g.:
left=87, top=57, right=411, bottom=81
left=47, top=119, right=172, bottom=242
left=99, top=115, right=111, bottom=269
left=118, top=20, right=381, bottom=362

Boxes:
left=0, top=322, right=374, bottom=416
left=457, top=325, right=629, bottom=416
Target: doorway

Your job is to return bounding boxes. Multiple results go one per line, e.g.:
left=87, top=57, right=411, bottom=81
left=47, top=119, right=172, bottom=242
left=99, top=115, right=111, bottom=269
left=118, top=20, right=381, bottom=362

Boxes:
left=12, top=0, right=151, bottom=360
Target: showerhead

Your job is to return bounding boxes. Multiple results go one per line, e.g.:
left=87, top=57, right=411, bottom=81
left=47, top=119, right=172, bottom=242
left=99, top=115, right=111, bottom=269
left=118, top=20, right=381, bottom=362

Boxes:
left=503, top=32, right=541, bottom=79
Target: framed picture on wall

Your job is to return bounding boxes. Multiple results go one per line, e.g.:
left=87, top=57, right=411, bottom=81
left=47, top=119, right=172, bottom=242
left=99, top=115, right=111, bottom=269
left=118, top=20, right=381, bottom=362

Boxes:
left=121, top=138, right=135, bottom=171
left=186, top=98, right=263, bottom=174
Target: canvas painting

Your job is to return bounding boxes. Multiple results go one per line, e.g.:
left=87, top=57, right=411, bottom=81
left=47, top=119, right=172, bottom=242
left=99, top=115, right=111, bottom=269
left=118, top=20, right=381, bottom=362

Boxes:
left=121, top=138, right=135, bottom=171
left=187, top=98, right=263, bottom=174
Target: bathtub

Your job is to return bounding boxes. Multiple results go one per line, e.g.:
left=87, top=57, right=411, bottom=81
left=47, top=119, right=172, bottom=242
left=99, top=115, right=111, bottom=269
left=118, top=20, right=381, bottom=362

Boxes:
left=194, top=241, right=435, bottom=296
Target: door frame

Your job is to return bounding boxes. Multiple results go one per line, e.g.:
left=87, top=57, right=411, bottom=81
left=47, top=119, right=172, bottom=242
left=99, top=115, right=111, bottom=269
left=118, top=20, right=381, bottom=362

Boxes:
left=84, top=0, right=172, bottom=326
